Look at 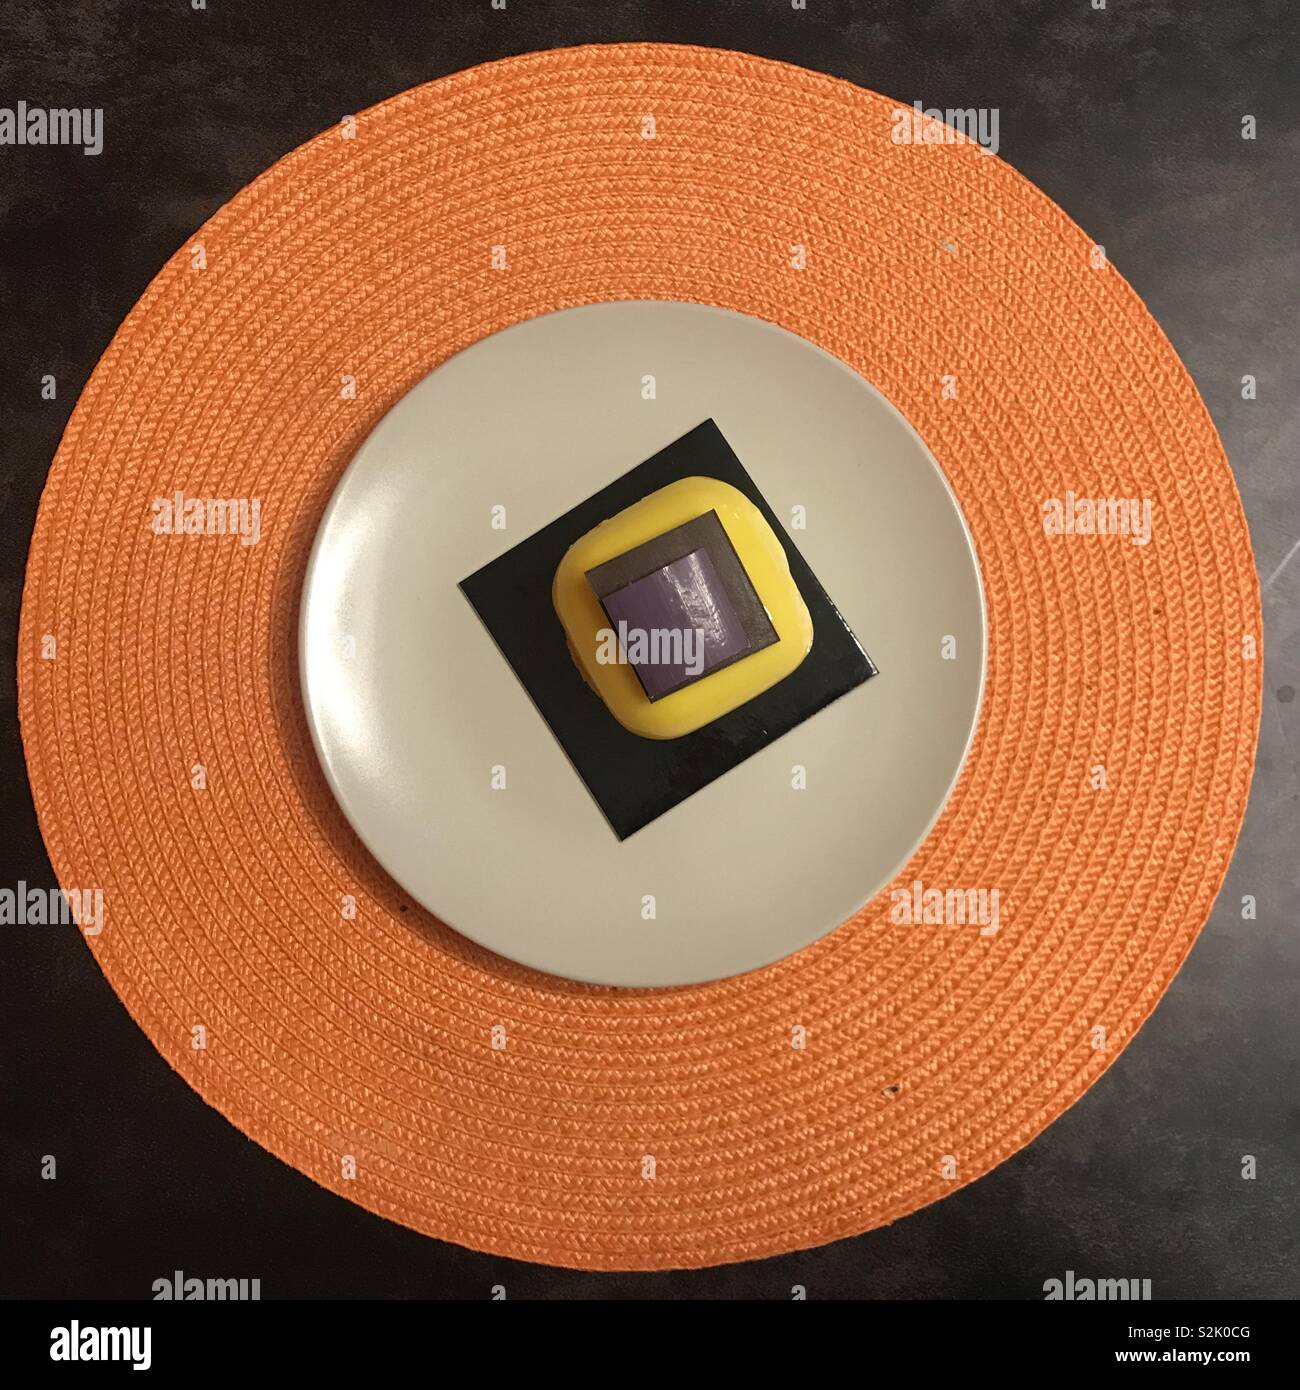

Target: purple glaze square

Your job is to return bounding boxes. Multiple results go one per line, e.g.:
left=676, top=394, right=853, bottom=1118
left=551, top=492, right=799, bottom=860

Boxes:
left=601, top=547, right=752, bottom=700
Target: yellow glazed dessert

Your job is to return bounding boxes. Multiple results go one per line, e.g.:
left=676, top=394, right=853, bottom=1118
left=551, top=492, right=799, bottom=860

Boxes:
left=552, top=476, right=814, bottom=738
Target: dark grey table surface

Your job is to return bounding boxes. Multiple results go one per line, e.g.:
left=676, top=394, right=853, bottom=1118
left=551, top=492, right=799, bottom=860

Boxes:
left=1, top=0, right=1296, bottom=1299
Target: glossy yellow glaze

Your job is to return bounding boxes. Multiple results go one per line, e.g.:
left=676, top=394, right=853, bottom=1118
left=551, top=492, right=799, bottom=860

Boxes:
left=553, top=476, right=814, bottom=738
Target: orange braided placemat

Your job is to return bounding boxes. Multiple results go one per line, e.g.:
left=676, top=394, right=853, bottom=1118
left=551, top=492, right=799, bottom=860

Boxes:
left=18, top=44, right=1260, bottom=1269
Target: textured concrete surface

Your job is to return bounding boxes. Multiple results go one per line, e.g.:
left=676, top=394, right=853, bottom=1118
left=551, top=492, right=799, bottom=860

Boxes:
left=0, top=0, right=1295, bottom=1297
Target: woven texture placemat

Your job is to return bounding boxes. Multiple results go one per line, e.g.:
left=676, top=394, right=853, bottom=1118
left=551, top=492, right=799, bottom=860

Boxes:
left=18, top=43, right=1260, bottom=1270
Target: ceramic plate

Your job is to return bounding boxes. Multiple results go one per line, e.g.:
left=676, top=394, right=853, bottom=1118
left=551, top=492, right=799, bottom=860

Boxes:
left=300, top=301, right=985, bottom=986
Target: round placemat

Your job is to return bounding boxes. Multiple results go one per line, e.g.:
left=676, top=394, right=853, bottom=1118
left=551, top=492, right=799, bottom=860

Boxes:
left=19, top=43, right=1261, bottom=1270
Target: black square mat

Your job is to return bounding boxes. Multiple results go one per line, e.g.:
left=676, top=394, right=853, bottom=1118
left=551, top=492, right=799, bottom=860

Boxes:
left=459, top=419, right=877, bottom=838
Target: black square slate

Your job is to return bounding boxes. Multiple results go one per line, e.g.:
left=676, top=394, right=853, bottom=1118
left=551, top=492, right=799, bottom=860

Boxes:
left=459, top=419, right=877, bottom=839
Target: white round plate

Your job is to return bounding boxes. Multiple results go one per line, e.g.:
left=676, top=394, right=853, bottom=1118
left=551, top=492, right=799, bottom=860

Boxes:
left=300, top=302, right=985, bottom=987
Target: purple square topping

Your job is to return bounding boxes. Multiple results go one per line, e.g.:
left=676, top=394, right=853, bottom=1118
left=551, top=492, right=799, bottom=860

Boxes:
left=601, top=547, right=752, bottom=700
